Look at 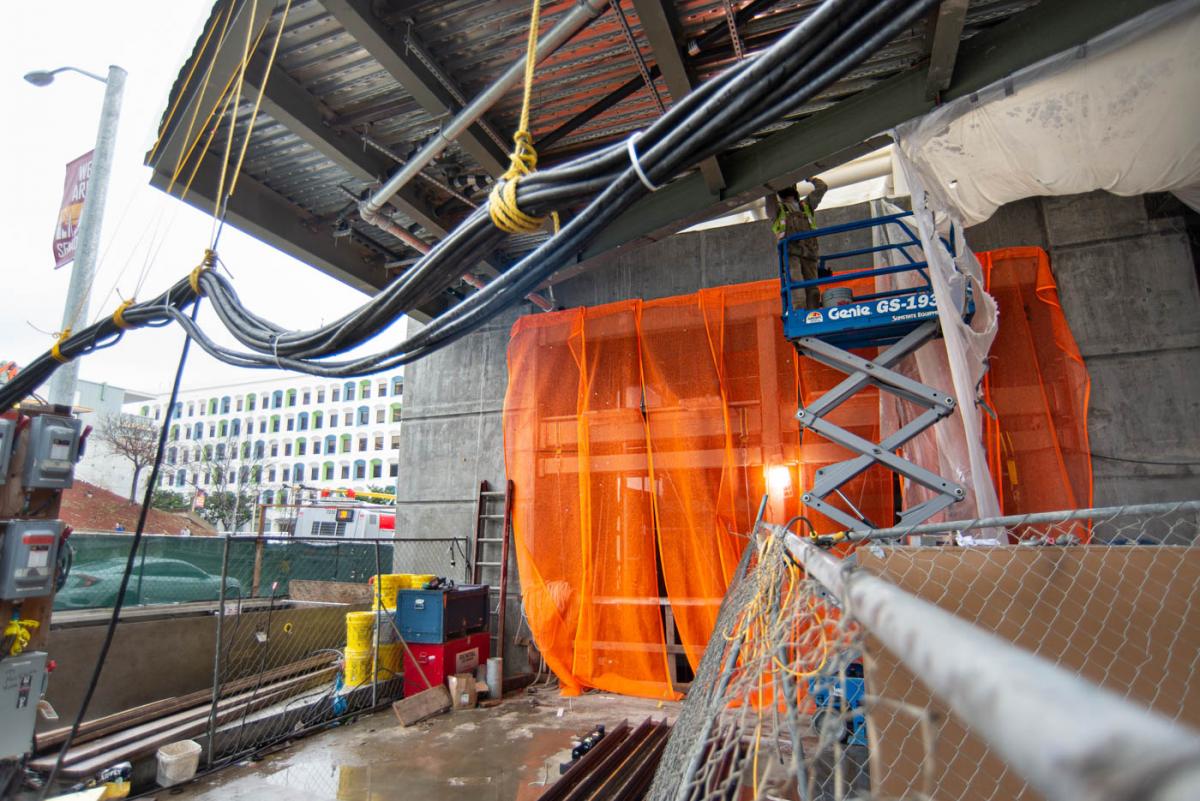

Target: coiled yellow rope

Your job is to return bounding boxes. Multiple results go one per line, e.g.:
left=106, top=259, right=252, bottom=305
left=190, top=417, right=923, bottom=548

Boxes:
left=50, top=330, right=72, bottom=364
left=111, top=298, right=135, bottom=331
left=488, top=0, right=552, bottom=235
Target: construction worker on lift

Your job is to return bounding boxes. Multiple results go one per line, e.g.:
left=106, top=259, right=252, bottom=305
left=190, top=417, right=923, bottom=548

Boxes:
left=768, top=177, right=828, bottom=309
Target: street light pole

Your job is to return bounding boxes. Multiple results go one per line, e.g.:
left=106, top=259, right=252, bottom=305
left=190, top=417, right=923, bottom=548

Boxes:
left=37, top=64, right=127, bottom=408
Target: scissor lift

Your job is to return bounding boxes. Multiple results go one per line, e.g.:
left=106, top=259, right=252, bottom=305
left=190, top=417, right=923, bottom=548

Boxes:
left=779, top=212, right=973, bottom=531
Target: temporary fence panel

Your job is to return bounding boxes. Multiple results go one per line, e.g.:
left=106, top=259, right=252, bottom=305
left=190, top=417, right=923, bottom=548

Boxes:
left=646, top=501, right=1200, bottom=801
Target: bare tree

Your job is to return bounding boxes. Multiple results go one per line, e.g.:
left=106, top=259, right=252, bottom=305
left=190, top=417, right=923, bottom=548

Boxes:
left=97, top=413, right=159, bottom=502
left=177, top=434, right=266, bottom=532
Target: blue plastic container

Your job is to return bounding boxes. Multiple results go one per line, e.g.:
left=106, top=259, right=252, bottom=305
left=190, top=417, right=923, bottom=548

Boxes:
left=394, top=584, right=489, bottom=644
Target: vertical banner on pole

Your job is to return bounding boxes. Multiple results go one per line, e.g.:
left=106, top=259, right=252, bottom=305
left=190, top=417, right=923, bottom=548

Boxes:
left=53, top=150, right=94, bottom=269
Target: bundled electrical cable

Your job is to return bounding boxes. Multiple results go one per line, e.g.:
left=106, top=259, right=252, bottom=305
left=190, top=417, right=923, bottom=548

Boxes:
left=0, top=0, right=938, bottom=411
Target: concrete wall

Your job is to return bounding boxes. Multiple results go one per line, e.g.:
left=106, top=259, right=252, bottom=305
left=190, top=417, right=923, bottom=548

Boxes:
left=966, top=191, right=1200, bottom=506
left=397, top=190, right=1200, bottom=668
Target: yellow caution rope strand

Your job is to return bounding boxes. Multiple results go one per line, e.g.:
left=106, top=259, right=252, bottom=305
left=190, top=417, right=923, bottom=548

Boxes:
left=488, top=0, right=557, bottom=235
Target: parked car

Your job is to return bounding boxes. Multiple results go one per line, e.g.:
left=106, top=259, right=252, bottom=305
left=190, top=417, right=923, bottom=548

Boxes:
left=54, top=557, right=241, bottom=610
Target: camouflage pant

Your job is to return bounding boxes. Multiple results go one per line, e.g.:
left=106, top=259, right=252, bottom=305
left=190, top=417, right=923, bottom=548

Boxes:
left=787, top=240, right=821, bottom=310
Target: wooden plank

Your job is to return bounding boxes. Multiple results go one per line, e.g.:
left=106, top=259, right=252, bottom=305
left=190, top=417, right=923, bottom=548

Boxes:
left=392, top=686, right=451, bottom=727
left=31, top=670, right=333, bottom=771
left=288, top=580, right=370, bottom=604
left=35, top=654, right=335, bottom=751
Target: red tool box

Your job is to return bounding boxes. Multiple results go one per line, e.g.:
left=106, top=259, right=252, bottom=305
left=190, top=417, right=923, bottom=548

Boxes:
left=402, top=631, right=490, bottom=697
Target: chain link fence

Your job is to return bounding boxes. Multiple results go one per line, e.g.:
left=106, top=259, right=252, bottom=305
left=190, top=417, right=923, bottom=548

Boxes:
left=203, top=535, right=468, bottom=764
left=648, top=500, right=1200, bottom=801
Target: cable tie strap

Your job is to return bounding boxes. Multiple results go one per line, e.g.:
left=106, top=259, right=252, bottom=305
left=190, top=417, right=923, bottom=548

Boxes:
left=189, top=248, right=217, bottom=295
left=627, top=133, right=660, bottom=192
left=112, top=299, right=135, bottom=331
left=51, top=329, right=72, bottom=364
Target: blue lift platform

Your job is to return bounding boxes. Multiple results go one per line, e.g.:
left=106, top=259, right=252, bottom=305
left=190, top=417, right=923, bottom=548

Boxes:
left=778, top=211, right=973, bottom=532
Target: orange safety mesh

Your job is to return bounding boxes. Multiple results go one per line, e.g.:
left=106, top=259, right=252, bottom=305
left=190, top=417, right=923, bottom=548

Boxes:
left=979, top=247, right=1093, bottom=531
left=503, top=280, right=891, bottom=698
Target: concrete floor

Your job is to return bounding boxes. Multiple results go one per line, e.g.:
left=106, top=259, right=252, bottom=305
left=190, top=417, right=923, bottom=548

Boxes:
left=163, top=686, right=679, bottom=801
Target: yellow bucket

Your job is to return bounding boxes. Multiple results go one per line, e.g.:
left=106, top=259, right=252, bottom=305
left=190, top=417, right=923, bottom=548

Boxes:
left=406, top=574, right=436, bottom=590
left=370, top=574, right=409, bottom=610
left=345, top=611, right=376, bottom=652
left=343, top=648, right=373, bottom=688
left=377, top=643, right=403, bottom=678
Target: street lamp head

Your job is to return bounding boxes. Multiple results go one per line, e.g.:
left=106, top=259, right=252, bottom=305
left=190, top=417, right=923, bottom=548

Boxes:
left=23, top=70, right=56, bottom=87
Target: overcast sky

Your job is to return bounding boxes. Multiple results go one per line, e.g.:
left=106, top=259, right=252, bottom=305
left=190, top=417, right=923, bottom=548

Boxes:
left=1, top=1, right=409, bottom=397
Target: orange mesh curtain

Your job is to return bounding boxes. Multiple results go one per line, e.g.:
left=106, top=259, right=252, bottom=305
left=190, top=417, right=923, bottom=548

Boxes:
left=980, top=247, right=1093, bottom=521
left=504, top=280, right=892, bottom=697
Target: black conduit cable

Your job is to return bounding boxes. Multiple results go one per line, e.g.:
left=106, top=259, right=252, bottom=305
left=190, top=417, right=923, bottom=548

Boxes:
left=38, top=303, right=201, bottom=799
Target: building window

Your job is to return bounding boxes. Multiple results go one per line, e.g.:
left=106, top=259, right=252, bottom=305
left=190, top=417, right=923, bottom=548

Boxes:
left=317, top=389, right=325, bottom=404
left=323, top=462, right=334, bottom=480
left=298, top=439, right=307, bottom=456
left=331, top=387, right=340, bottom=403
left=378, top=381, right=387, bottom=397
left=209, top=399, right=218, bottom=415
left=254, top=441, right=265, bottom=459
left=270, top=390, right=282, bottom=409
left=358, top=436, right=367, bottom=452
left=298, top=412, right=308, bottom=431
left=370, top=460, right=382, bottom=479
left=231, top=419, right=241, bottom=436
left=247, top=395, right=256, bottom=411
left=221, top=396, right=231, bottom=414
left=330, top=413, right=339, bottom=427
left=208, top=423, right=216, bottom=438
left=388, top=462, right=398, bottom=478
left=286, top=389, right=297, bottom=407
left=325, top=435, right=337, bottom=453
left=282, top=468, right=290, bottom=483
left=390, top=434, right=400, bottom=450
left=261, top=394, right=269, bottom=410
left=270, top=442, right=279, bottom=457
left=259, top=420, right=267, bottom=434
left=360, top=380, right=371, bottom=399
left=286, top=416, right=295, bottom=432
left=340, top=435, right=351, bottom=454
left=376, top=408, right=385, bottom=424
left=236, top=397, right=243, bottom=412
left=241, top=441, right=250, bottom=459
left=313, top=411, right=323, bottom=429
left=219, top=420, right=228, bottom=437
left=188, top=402, right=195, bottom=416
left=312, top=439, right=321, bottom=455
left=340, top=464, right=350, bottom=480
left=310, top=465, right=319, bottom=481
left=204, top=444, right=213, bottom=460
left=374, top=434, right=384, bottom=451
left=354, top=460, right=366, bottom=480
left=271, top=416, right=281, bottom=433
left=215, top=443, right=225, bottom=460
left=391, top=376, right=403, bottom=396
left=302, top=391, right=311, bottom=405
left=357, top=406, right=369, bottom=426
left=390, top=403, right=402, bottom=423
left=268, top=468, right=277, bottom=482
left=193, top=422, right=203, bottom=439
left=284, top=442, right=292, bottom=456
left=343, top=382, right=355, bottom=401
left=170, top=425, right=180, bottom=442
left=166, top=447, right=177, bottom=465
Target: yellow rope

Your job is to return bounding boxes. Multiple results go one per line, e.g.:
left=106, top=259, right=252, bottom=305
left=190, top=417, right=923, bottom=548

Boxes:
left=189, top=249, right=218, bottom=295
left=213, top=0, right=257, bottom=227
left=488, top=0, right=550, bottom=235
left=112, top=299, right=135, bottom=330
left=147, top=0, right=232, bottom=165
left=50, top=329, right=72, bottom=364
left=226, top=0, right=293, bottom=200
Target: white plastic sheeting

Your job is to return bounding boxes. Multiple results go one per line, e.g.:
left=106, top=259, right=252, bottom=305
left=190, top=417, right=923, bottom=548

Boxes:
left=871, top=199, right=999, bottom=522
left=895, top=0, right=1200, bottom=226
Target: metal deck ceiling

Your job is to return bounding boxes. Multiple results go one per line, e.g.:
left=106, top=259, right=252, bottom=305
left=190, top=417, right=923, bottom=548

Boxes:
left=146, top=0, right=1159, bottom=314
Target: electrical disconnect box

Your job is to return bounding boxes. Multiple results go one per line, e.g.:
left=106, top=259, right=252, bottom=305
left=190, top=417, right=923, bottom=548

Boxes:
left=0, top=521, right=62, bottom=600
left=0, top=418, right=14, bottom=485
left=21, top=414, right=82, bottom=489
left=0, top=651, right=48, bottom=760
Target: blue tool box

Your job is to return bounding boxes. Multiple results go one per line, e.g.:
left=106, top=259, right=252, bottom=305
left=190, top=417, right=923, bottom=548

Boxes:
left=394, top=584, right=489, bottom=644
